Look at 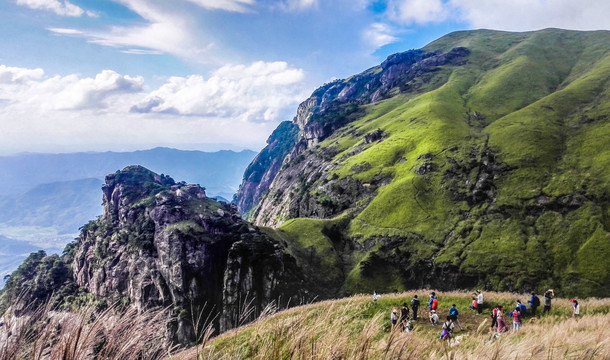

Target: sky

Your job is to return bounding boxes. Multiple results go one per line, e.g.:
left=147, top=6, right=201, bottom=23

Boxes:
left=0, top=0, right=609, bottom=155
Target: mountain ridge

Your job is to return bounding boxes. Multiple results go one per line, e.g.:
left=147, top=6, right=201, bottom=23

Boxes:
left=235, top=28, right=610, bottom=297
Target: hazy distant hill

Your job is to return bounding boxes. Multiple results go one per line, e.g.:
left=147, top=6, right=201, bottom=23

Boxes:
left=0, top=147, right=257, bottom=200
left=0, top=178, right=103, bottom=233
left=0, top=234, right=40, bottom=286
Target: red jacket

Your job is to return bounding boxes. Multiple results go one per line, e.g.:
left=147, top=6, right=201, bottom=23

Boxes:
left=431, top=298, right=438, bottom=310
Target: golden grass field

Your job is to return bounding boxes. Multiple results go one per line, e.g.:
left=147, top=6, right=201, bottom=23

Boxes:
left=172, top=290, right=610, bottom=360
left=1, top=290, right=607, bottom=359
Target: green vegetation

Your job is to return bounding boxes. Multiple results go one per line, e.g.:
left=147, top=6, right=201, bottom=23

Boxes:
left=248, top=29, right=610, bottom=298
left=0, top=251, right=77, bottom=314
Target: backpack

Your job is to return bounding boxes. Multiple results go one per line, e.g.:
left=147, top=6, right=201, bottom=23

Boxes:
left=533, top=296, right=540, bottom=307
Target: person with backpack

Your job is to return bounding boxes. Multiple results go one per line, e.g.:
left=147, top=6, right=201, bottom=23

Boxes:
left=490, top=305, right=498, bottom=331
left=543, top=289, right=554, bottom=313
left=428, top=292, right=438, bottom=313
left=390, top=308, right=399, bottom=327
left=476, top=290, right=484, bottom=314
left=404, top=320, right=414, bottom=333
left=496, top=306, right=508, bottom=333
left=448, top=304, right=464, bottom=331
left=571, top=299, right=580, bottom=318
left=516, top=300, right=527, bottom=316
left=430, top=293, right=438, bottom=313
left=429, top=310, right=440, bottom=325
left=411, top=295, right=420, bottom=320
left=470, top=296, right=478, bottom=312
left=529, top=293, right=540, bottom=316
left=400, top=303, right=410, bottom=330
left=510, top=306, right=522, bottom=331
left=440, top=316, right=454, bottom=341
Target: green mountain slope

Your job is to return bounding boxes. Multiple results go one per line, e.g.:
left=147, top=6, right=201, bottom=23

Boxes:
left=235, top=29, right=610, bottom=297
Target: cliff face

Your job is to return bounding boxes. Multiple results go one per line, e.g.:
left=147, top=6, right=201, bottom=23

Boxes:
left=234, top=121, right=299, bottom=215
left=51, top=166, right=305, bottom=343
left=234, top=29, right=610, bottom=298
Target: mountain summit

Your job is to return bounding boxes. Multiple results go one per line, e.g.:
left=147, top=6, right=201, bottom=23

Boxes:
left=235, top=28, right=610, bottom=297
left=2, top=166, right=307, bottom=344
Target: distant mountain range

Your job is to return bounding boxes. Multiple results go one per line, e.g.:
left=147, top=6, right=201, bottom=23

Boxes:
left=0, top=147, right=256, bottom=199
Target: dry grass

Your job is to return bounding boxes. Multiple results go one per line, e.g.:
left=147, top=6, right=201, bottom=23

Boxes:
left=0, top=300, right=172, bottom=360
left=2, top=290, right=607, bottom=359
left=171, top=290, right=610, bottom=360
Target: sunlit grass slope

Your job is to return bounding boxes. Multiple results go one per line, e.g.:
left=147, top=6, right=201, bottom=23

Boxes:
left=257, top=29, right=610, bottom=297
left=172, top=291, right=610, bottom=360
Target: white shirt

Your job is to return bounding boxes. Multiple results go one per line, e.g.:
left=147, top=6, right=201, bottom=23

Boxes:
left=477, top=293, right=484, bottom=304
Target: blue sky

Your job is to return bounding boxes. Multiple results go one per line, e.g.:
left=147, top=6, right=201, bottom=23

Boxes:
left=0, top=0, right=608, bottom=155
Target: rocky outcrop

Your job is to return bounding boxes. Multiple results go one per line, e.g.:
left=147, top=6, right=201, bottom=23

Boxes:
left=67, top=166, right=308, bottom=343
left=235, top=47, right=471, bottom=218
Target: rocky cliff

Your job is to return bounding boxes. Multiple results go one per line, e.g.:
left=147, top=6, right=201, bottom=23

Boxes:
left=2, top=166, right=308, bottom=344
left=235, top=28, right=610, bottom=298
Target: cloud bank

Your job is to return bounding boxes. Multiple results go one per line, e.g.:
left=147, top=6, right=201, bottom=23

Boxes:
left=0, top=62, right=307, bottom=154
left=132, top=61, right=306, bottom=122
left=383, top=0, right=610, bottom=31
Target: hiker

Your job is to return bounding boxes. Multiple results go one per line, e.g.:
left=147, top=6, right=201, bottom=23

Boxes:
left=448, top=304, right=463, bottom=331
left=528, top=292, right=540, bottom=316
left=390, top=308, right=399, bottom=326
left=543, top=289, right=554, bottom=313
left=400, top=303, right=410, bottom=330
left=429, top=310, right=440, bottom=325
left=428, top=292, right=438, bottom=313
left=516, top=300, right=527, bottom=316
left=411, top=295, right=420, bottom=320
left=490, top=305, right=498, bottom=331
left=476, top=290, right=484, bottom=314
left=496, top=306, right=508, bottom=333
left=404, top=320, right=414, bottom=333
left=373, top=291, right=381, bottom=302
left=469, top=296, right=478, bottom=312
left=440, top=316, right=454, bottom=341
left=509, top=307, right=522, bottom=331
left=571, top=299, right=580, bottom=318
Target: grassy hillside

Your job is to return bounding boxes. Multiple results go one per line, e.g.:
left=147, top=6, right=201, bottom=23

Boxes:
left=172, top=291, right=610, bottom=359
left=244, top=29, right=610, bottom=298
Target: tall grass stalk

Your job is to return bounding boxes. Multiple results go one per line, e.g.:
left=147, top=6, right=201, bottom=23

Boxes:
left=0, top=300, right=171, bottom=360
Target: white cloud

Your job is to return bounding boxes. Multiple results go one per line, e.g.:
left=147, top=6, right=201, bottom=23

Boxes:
left=362, top=23, right=399, bottom=49
left=46, top=0, right=214, bottom=60
left=51, top=70, right=144, bottom=110
left=185, top=0, right=255, bottom=13
left=0, top=66, right=143, bottom=110
left=132, top=61, right=306, bottom=122
left=382, top=0, right=610, bottom=31
left=120, top=49, right=165, bottom=55
left=16, top=0, right=96, bottom=17
left=449, top=0, right=610, bottom=31
left=0, top=65, right=44, bottom=84
left=47, top=27, right=83, bottom=35
left=385, top=0, right=448, bottom=25
left=278, top=0, right=319, bottom=11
